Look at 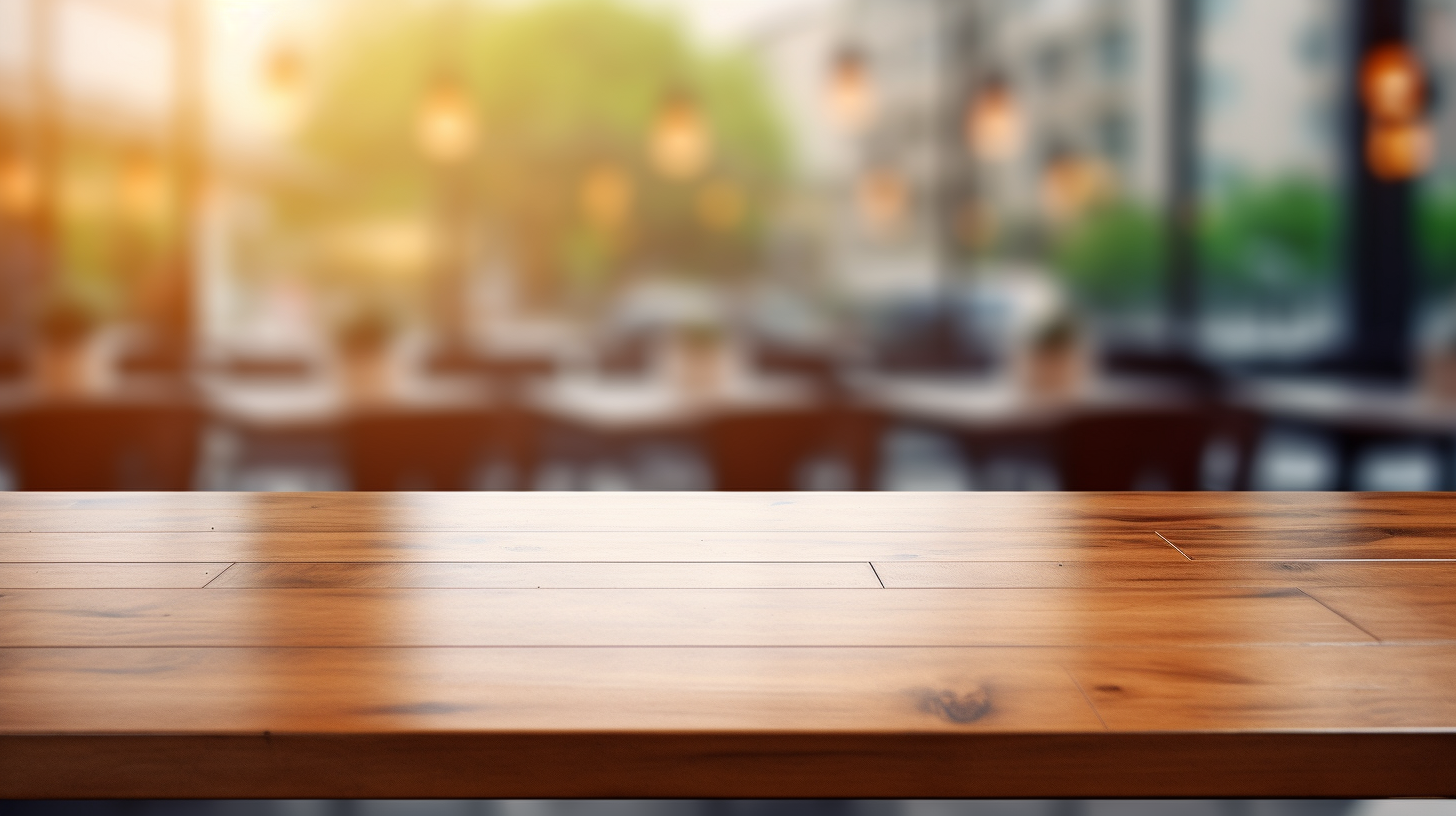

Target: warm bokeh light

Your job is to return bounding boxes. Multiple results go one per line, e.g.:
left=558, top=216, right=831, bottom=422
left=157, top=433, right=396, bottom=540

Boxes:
left=1368, top=119, right=1433, bottom=181
left=1041, top=154, right=1110, bottom=221
left=857, top=168, right=907, bottom=231
left=650, top=93, right=711, bottom=180
left=825, top=47, right=874, bottom=132
left=0, top=154, right=39, bottom=218
left=1362, top=44, right=1425, bottom=123
left=965, top=77, right=1022, bottom=161
left=417, top=77, right=477, bottom=164
left=580, top=163, right=634, bottom=231
left=117, top=152, right=166, bottom=224
left=695, top=178, right=746, bottom=233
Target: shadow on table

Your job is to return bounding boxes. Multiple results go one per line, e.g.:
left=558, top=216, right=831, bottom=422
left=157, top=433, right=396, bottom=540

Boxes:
left=0, top=800, right=1396, bottom=816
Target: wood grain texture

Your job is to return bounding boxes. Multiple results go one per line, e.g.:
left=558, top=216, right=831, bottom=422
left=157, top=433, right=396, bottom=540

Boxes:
left=0, top=646, right=1098, bottom=733
left=0, top=529, right=1181, bottom=563
left=1161, top=527, right=1456, bottom=560
left=873, top=560, right=1456, bottom=587
left=208, top=561, right=883, bottom=588
left=2, top=491, right=1455, bottom=799
left=0, top=562, right=230, bottom=588
left=1066, top=645, right=1456, bottom=729
left=1302, top=586, right=1456, bottom=642
left=0, top=587, right=1373, bottom=647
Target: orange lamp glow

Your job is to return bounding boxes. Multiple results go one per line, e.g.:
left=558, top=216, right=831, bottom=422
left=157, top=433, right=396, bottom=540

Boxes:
left=857, top=169, right=908, bottom=231
left=265, top=44, right=304, bottom=98
left=1041, top=154, right=1108, bottom=221
left=650, top=93, right=711, bottom=180
left=0, top=155, right=38, bottom=217
left=1367, top=120, right=1433, bottom=181
left=1362, top=45, right=1424, bottom=123
left=966, top=77, right=1022, bottom=161
left=417, top=77, right=477, bottom=164
left=826, top=48, right=874, bottom=132
left=580, top=164, right=634, bottom=230
left=118, top=152, right=165, bottom=223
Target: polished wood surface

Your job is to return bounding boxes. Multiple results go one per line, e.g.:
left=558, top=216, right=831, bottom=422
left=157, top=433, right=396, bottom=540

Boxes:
left=1, top=491, right=1454, bottom=798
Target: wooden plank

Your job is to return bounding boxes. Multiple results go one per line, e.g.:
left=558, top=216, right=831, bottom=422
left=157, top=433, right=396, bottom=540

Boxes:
left=4, top=491, right=1453, bottom=533
left=2, top=646, right=1454, bottom=798
left=0, top=587, right=1374, bottom=647
left=0, top=529, right=1182, bottom=563
left=0, top=646, right=1099, bottom=733
left=0, top=563, right=230, bottom=588
left=873, top=560, right=1456, bottom=588
left=1303, top=586, right=1456, bottom=642
left=208, top=562, right=883, bottom=589
left=1160, top=528, right=1456, bottom=561
left=1067, top=645, right=1456, bottom=730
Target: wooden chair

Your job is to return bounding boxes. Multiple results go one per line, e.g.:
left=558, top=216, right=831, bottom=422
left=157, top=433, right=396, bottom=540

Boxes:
left=706, top=409, right=829, bottom=491
left=11, top=402, right=204, bottom=490
left=343, top=409, right=493, bottom=490
left=1054, top=407, right=1211, bottom=490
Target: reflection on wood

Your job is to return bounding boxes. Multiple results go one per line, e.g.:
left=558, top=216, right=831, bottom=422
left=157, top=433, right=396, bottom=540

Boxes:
left=210, top=561, right=883, bottom=588
left=874, top=560, right=1456, bottom=587
left=0, top=586, right=1373, bottom=647
left=1, top=491, right=1453, bottom=798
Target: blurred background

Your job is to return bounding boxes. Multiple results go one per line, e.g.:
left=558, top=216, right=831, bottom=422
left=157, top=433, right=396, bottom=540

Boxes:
left=3, top=0, right=1456, bottom=492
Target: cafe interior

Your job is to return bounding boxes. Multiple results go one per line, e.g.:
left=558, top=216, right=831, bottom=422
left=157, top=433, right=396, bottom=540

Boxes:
left=0, top=0, right=1454, bottom=813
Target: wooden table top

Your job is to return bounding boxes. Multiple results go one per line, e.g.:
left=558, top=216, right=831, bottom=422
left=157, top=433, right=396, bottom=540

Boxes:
left=2, top=491, right=1454, bottom=799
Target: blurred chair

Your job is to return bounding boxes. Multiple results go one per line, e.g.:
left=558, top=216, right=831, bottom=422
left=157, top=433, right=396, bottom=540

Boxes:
left=344, top=409, right=492, bottom=490
left=706, top=409, right=828, bottom=491
left=1054, top=407, right=1211, bottom=491
left=11, top=403, right=205, bottom=490
left=596, top=331, right=656, bottom=377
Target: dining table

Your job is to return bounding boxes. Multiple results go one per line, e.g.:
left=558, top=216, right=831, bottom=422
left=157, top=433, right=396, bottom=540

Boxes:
left=1, top=491, right=1454, bottom=799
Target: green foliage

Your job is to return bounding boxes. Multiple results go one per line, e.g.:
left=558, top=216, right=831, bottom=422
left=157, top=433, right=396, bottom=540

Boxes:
left=287, top=0, right=789, bottom=307
left=1052, top=200, right=1164, bottom=310
left=1198, top=177, right=1338, bottom=302
left=1418, top=181, right=1456, bottom=295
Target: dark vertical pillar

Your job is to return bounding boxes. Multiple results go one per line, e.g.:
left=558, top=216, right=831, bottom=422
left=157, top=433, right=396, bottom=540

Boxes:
left=1345, top=0, right=1415, bottom=381
left=1165, top=0, right=1199, bottom=353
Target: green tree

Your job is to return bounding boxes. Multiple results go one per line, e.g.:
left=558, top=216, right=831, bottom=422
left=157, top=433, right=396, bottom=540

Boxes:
left=285, top=0, right=788, bottom=310
left=1052, top=200, right=1164, bottom=311
left=1418, top=181, right=1456, bottom=296
left=1198, top=177, right=1338, bottom=305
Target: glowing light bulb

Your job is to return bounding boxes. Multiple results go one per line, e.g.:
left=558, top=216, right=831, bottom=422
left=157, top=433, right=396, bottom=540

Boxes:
left=417, top=77, right=476, bottom=164
left=1368, top=120, right=1433, bottom=181
left=1362, top=45, right=1424, bottom=123
left=966, top=77, right=1022, bottom=161
left=580, top=163, right=634, bottom=230
left=0, top=155, right=38, bottom=217
left=650, top=93, right=711, bottom=180
left=857, top=169, right=907, bottom=232
left=825, top=48, right=874, bottom=132
left=1041, top=153, right=1108, bottom=221
left=118, top=152, right=165, bottom=223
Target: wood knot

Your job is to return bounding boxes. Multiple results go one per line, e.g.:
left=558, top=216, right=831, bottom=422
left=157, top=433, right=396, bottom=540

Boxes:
left=1094, top=684, right=1123, bottom=693
left=915, top=686, right=991, bottom=723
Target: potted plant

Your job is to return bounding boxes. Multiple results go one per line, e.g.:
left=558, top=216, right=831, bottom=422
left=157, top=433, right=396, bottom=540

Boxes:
left=335, top=306, right=398, bottom=400
left=1021, top=311, right=1086, bottom=398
